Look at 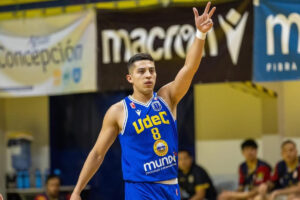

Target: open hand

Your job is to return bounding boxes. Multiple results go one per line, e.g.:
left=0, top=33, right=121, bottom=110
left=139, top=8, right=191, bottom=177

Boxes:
left=193, top=2, right=216, bottom=33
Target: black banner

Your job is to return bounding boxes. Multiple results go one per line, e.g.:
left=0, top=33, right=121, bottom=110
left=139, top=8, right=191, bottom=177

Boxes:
left=97, top=0, right=253, bottom=91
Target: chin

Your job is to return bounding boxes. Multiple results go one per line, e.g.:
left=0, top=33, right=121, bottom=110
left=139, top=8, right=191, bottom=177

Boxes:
left=144, top=89, right=154, bottom=94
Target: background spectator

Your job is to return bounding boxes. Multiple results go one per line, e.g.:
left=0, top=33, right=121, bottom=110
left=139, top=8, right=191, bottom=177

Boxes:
left=178, top=149, right=217, bottom=200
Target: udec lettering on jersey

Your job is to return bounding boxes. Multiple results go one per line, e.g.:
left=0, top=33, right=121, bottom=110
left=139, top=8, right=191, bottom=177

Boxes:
left=132, top=111, right=170, bottom=134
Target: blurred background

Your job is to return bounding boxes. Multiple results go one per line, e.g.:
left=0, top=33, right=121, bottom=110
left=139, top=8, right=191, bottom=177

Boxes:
left=0, top=0, right=299, bottom=199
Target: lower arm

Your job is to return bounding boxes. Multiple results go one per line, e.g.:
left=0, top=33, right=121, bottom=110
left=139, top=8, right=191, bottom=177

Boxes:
left=73, top=150, right=104, bottom=194
left=275, top=186, right=300, bottom=196
left=184, top=34, right=205, bottom=73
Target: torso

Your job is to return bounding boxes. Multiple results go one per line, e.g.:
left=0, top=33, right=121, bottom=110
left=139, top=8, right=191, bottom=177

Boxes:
left=274, top=158, right=300, bottom=188
left=239, top=159, right=271, bottom=190
left=117, top=92, right=179, bottom=182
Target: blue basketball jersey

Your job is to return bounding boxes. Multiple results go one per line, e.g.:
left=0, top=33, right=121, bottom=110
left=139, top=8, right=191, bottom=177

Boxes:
left=119, top=92, right=178, bottom=182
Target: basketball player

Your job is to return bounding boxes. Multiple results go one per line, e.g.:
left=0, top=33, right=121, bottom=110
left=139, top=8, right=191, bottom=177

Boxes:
left=70, top=2, right=216, bottom=200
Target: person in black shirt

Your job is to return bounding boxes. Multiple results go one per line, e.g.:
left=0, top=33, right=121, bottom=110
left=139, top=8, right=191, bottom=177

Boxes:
left=178, top=149, right=217, bottom=200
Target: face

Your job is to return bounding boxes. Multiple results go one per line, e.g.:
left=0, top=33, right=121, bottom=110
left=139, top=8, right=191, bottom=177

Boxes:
left=127, top=60, right=156, bottom=95
left=282, top=143, right=298, bottom=164
left=46, top=178, right=60, bottom=198
left=242, top=147, right=257, bottom=162
left=178, top=151, right=193, bottom=171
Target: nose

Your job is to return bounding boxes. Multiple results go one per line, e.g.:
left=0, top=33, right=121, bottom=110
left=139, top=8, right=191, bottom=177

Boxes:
left=145, top=69, right=152, bottom=78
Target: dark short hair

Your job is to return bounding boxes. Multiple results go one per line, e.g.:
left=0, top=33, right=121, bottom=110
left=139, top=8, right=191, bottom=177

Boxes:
left=241, top=139, right=258, bottom=150
left=127, top=53, right=154, bottom=71
left=281, top=140, right=296, bottom=149
left=46, top=174, right=61, bottom=184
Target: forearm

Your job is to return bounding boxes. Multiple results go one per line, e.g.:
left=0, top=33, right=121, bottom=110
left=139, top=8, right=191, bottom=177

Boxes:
left=189, top=189, right=205, bottom=200
left=73, top=150, right=104, bottom=194
left=228, top=191, right=254, bottom=199
left=189, top=193, right=204, bottom=200
left=274, top=186, right=300, bottom=196
left=184, top=36, right=205, bottom=74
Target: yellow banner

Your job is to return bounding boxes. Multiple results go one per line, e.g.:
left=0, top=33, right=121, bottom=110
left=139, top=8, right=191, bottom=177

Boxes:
left=0, top=10, right=97, bottom=97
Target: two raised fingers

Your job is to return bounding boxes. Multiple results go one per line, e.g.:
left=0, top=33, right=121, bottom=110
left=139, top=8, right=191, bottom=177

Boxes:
left=204, top=2, right=216, bottom=18
left=193, top=1, right=216, bottom=18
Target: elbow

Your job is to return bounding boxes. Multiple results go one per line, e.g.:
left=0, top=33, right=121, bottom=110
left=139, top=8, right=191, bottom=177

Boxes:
left=90, top=149, right=104, bottom=163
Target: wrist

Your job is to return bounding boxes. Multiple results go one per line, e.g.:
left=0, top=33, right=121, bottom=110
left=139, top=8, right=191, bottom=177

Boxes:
left=73, top=187, right=82, bottom=195
left=195, top=29, right=206, bottom=40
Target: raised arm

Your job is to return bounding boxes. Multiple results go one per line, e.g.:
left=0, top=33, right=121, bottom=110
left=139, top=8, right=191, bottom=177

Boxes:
left=70, top=103, right=122, bottom=200
left=158, top=2, right=216, bottom=107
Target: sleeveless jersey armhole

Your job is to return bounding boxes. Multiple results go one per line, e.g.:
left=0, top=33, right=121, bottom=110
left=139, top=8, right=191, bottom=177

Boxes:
left=120, top=99, right=128, bottom=135
left=158, top=96, right=176, bottom=122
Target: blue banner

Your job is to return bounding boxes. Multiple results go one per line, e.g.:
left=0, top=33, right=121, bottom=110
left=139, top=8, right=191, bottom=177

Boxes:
left=254, top=0, right=300, bottom=81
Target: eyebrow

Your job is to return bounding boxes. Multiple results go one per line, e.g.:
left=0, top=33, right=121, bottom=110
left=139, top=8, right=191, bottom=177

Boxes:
left=136, top=66, right=155, bottom=70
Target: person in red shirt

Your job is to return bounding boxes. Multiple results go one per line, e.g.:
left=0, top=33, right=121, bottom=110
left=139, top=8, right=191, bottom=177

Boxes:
left=35, top=175, right=69, bottom=200
left=219, top=139, right=271, bottom=200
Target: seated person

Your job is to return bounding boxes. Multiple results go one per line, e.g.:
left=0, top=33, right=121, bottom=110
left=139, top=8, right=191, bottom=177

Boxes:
left=219, top=139, right=271, bottom=200
left=178, top=149, right=217, bottom=200
left=256, top=140, right=300, bottom=200
left=35, top=174, right=69, bottom=200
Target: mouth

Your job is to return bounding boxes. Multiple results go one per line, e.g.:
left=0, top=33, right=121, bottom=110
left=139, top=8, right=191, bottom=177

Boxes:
left=144, top=81, right=153, bottom=86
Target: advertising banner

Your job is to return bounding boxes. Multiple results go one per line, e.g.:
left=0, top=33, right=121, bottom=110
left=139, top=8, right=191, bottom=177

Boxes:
left=254, top=0, right=300, bottom=81
left=0, top=10, right=97, bottom=97
left=97, top=0, right=253, bottom=91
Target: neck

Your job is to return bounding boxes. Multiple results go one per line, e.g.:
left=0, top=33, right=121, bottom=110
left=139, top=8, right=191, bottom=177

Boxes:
left=131, top=91, right=153, bottom=103
left=246, top=159, right=257, bottom=166
left=182, top=166, right=192, bottom=175
left=287, top=158, right=298, bottom=169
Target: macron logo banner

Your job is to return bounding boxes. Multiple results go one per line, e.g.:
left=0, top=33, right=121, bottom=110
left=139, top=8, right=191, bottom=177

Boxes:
left=97, top=0, right=253, bottom=91
left=254, top=0, right=300, bottom=81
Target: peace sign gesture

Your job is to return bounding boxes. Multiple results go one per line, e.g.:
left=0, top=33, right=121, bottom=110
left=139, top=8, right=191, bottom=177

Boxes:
left=193, top=1, right=216, bottom=33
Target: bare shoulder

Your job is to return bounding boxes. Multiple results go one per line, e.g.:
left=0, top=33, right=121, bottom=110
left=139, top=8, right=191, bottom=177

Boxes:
left=105, top=100, right=125, bottom=130
left=110, top=100, right=124, bottom=113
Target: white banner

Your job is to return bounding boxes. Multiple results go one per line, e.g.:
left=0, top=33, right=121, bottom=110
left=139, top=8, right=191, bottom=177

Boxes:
left=0, top=10, right=97, bottom=97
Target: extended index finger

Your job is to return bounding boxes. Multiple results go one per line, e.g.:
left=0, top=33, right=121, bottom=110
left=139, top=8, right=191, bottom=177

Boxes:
left=204, top=1, right=211, bottom=14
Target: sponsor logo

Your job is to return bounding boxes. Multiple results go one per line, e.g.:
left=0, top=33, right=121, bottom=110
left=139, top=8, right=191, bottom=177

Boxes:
left=266, top=13, right=300, bottom=56
left=53, top=69, right=62, bottom=86
left=218, top=9, right=249, bottom=65
left=135, top=109, right=141, bottom=116
left=263, top=13, right=300, bottom=73
left=130, top=102, right=136, bottom=109
left=151, top=100, right=162, bottom=111
left=188, top=175, right=194, bottom=183
left=153, top=139, right=168, bottom=156
left=101, top=9, right=249, bottom=66
left=143, top=154, right=176, bottom=174
left=72, top=67, right=82, bottom=83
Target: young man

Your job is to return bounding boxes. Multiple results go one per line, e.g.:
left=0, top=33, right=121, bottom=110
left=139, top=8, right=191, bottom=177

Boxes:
left=35, top=175, right=68, bottom=200
left=219, top=139, right=271, bottom=200
left=256, top=140, right=300, bottom=200
left=70, top=2, right=216, bottom=200
left=178, top=149, right=217, bottom=200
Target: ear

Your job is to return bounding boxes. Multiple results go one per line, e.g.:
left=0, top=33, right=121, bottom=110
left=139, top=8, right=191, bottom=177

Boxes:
left=126, top=74, right=133, bottom=84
